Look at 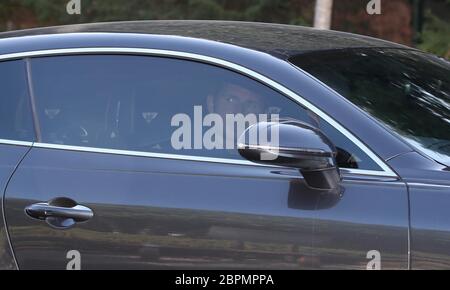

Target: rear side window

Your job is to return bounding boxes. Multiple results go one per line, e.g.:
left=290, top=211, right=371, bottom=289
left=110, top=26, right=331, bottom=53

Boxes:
left=0, top=60, right=35, bottom=141
left=29, top=54, right=382, bottom=170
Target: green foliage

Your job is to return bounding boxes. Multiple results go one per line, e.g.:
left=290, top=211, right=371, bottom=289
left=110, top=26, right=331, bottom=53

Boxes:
left=0, top=0, right=311, bottom=25
left=187, top=0, right=224, bottom=19
left=419, top=10, right=450, bottom=58
left=20, top=0, right=64, bottom=21
left=245, top=0, right=290, bottom=22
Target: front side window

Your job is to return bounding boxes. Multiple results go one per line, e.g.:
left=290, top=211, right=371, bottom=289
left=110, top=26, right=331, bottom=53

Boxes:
left=290, top=49, right=450, bottom=167
left=29, top=54, right=381, bottom=170
left=0, top=60, right=35, bottom=142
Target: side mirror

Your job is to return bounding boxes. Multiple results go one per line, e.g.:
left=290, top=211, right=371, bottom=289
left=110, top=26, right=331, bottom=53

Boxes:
left=238, top=120, right=341, bottom=191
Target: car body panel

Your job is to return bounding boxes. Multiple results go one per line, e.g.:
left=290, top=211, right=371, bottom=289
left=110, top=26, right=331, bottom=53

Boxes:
left=5, top=146, right=408, bottom=269
left=0, top=143, right=31, bottom=270
left=408, top=184, right=450, bottom=269
left=388, top=152, right=450, bottom=269
left=0, top=20, right=410, bottom=56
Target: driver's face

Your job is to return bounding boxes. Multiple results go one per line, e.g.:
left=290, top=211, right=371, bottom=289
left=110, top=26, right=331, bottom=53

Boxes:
left=206, top=83, right=266, bottom=149
left=210, top=84, right=264, bottom=117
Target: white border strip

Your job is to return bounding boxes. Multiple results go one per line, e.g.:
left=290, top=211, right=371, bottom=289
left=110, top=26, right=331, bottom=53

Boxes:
left=0, top=47, right=397, bottom=177
left=0, top=139, right=33, bottom=147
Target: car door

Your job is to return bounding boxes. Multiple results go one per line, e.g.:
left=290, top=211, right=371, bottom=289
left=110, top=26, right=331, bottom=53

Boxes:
left=3, top=52, right=409, bottom=269
left=0, top=59, right=36, bottom=269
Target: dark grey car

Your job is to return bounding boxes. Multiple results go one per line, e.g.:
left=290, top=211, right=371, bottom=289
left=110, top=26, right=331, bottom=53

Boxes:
left=0, top=21, right=448, bottom=270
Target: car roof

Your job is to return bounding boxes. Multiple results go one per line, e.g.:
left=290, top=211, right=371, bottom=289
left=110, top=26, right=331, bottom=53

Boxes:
left=0, top=20, right=410, bottom=59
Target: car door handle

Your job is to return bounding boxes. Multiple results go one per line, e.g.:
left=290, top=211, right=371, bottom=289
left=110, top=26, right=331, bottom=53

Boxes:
left=25, top=197, right=93, bottom=229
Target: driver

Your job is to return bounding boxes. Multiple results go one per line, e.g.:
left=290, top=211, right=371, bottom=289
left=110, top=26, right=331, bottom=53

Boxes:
left=205, top=82, right=266, bottom=157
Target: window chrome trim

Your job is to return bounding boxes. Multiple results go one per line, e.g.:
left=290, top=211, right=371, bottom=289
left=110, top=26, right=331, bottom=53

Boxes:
left=0, top=139, right=33, bottom=147
left=34, top=142, right=260, bottom=166
left=407, top=183, right=450, bottom=189
left=32, top=142, right=394, bottom=177
left=0, top=47, right=397, bottom=177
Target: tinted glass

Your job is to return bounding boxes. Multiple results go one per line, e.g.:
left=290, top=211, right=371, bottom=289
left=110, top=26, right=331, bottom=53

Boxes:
left=291, top=49, right=450, bottom=167
left=30, top=54, right=381, bottom=170
left=0, top=60, right=35, bottom=141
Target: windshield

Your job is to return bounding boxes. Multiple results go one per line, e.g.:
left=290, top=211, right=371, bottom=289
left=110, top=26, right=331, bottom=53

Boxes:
left=290, top=48, right=450, bottom=167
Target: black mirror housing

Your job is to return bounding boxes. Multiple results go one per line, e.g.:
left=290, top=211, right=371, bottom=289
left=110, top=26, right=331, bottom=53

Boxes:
left=238, top=120, right=341, bottom=191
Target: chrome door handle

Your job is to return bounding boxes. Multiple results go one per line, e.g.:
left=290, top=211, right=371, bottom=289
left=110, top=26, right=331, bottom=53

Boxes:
left=25, top=197, right=93, bottom=229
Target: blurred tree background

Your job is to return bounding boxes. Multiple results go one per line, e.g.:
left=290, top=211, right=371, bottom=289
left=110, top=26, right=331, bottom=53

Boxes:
left=0, top=0, right=448, bottom=58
